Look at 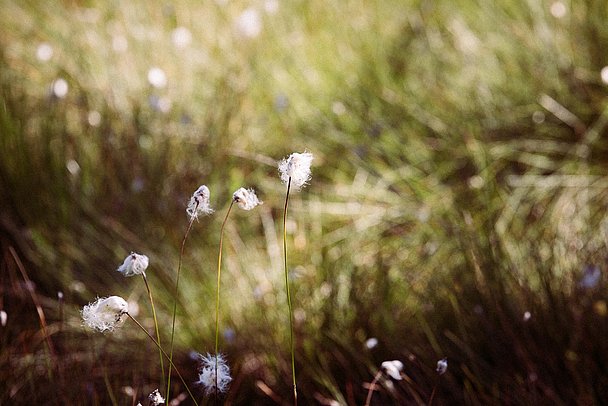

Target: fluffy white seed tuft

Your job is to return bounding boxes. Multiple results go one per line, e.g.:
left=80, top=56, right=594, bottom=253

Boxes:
left=81, top=296, right=128, bottom=332
left=278, top=151, right=313, bottom=190
left=148, top=389, right=165, bottom=405
left=381, top=360, right=403, bottom=380
left=117, top=252, right=149, bottom=277
left=437, top=358, right=448, bottom=375
left=187, top=185, right=214, bottom=220
left=232, top=187, right=262, bottom=210
left=195, top=353, right=232, bottom=395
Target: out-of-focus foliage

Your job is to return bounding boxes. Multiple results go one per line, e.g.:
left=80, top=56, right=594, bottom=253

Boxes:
left=1, top=0, right=608, bottom=404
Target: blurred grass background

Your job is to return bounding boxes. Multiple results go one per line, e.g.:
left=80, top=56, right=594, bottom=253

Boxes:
left=1, top=0, right=608, bottom=404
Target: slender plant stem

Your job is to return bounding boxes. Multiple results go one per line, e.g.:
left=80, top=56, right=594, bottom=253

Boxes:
left=214, top=200, right=234, bottom=398
left=142, top=273, right=165, bottom=388
left=167, top=218, right=195, bottom=401
left=283, top=177, right=297, bottom=406
left=128, top=313, right=199, bottom=406
left=364, top=371, right=383, bottom=406
left=428, top=379, right=439, bottom=406
left=102, top=364, right=119, bottom=406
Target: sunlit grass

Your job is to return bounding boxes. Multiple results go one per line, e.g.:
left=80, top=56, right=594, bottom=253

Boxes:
left=2, top=0, right=608, bottom=404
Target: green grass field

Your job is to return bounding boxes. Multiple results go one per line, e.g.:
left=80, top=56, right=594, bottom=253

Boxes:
left=1, top=0, right=608, bottom=404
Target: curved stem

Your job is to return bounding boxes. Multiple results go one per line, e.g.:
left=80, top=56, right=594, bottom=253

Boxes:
left=364, top=371, right=383, bottom=406
left=142, top=273, right=165, bottom=388
left=428, top=379, right=439, bottom=406
left=283, top=177, right=297, bottom=405
left=127, top=313, right=198, bottom=405
left=214, top=200, right=234, bottom=398
left=167, top=218, right=195, bottom=401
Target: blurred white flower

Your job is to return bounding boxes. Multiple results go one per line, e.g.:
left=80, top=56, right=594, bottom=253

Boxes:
left=112, top=35, right=128, bottom=53
left=148, top=388, right=165, bottom=405
left=381, top=360, right=403, bottom=380
left=523, top=311, right=532, bottom=322
left=117, top=252, right=149, bottom=277
left=264, top=0, right=279, bottom=14
left=36, top=43, right=53, bottom=62
left=187, top=185, right=214, bottom=220
left=0, top=310, right=7, bottom=327
left=147, top=67, right=167, bottom=88
left=601, top=67, right=608, bottom=85
left=365, top=337, right=378, bottom=349
left=52, top=78, right=69, bottom=98
left=195, top=353, right=232, bottom=395
left=172, top=27, right=192, bottom=48
left=278, top=151, right=313, bottom=190
left=236, top=8, right=262, bottom=38
left=127, top=299, right=140, bottom=317
left=81, top=296, right=128, bottom=332
left=66, top=159, right=81, bottom=176
left=233, top=187, right=262, bottom=210
left=550, top=1, right=567, bottom=18
left=436, top=358, right=448, bottom=375
left=87, top=110, right=101, bottom=127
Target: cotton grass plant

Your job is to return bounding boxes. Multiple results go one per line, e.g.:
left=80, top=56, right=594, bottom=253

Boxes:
left=167, top=184, right=213, bottom=401
left=206, top=187, right=261, bottom=397
left=81, top=296, right=198, bottom=405
left=116, top=252, right=165, bottom=387
left=7, top=0, right=608, bottom=403
left=278, top=151, right=313, bottom=405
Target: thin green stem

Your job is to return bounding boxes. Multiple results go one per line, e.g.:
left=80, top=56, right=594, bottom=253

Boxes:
left=283, top=177, right=297, bottom=405
left=214, top=200, right=234, bottom=398
left=167, top=218, right=195, bottom=401
left=142, top=273, right=165, bottom=388
left=127, top=313, right=199, bottom=406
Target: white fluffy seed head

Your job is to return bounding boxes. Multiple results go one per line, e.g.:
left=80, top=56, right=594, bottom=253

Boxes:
left=195, top=353, right=232, bottom=395
left=381, top=360, right=404, bottom=380
left=232, top=187, right=262, bottom=210
left=117, top=252, right=149, bottom=277
left=278, top=151, right=313, bottom=190
left=81, top=296, right=128, bottom=332
left=148, top=389, right=165, bottom=405
left=436, top=358, right=448, bottom=375
left=187, top=185, right=214, bottom=220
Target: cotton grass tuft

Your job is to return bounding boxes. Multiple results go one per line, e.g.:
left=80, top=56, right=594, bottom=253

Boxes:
left=278, top=151, right=313, bottom=190
left=186, top=185, right=214, bottom=220
left=232, top=187, right=262, bottom=210
left=195, top=352, right=232, bottom=395
left=116, top=252, right=149, bottom=277
left=81, top=296, right=128, bottom=332
left=148, top=388, right=165, bottom=405
left=436, top=358, right=448, bottom=375
left=381, top=360, right=403, bottom=380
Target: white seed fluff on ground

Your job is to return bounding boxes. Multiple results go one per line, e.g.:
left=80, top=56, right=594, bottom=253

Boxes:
left=81, top=296, right=128, bottom=332
left=381, top=360, right=404, bottom=380
left=187, top=185, right=214, bottom=220
left=116, top=252, right=149, bottom=277
left=195, top=353, right=232, bottom=395
left=232, top=187, right=262, bottom=210
left=148, top=388, right=165, bottom=405
left=437, top=358, right=448, bottom=375
left=278, top=151, right=313, bottom=190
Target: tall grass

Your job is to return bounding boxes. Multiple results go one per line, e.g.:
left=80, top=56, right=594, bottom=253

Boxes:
left=1, top=0, right=608, bottom=404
